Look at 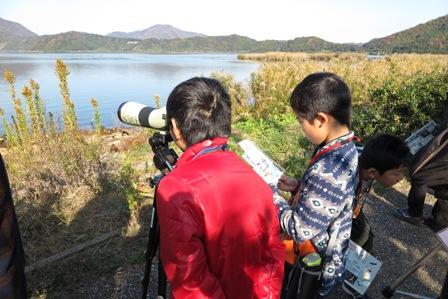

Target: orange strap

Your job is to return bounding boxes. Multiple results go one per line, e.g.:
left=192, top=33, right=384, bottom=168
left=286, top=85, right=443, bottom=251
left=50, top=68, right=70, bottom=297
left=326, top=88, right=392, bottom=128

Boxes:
left=283, top=237, right=317, bottom=265
left=284, top=239, right=296, bottom=265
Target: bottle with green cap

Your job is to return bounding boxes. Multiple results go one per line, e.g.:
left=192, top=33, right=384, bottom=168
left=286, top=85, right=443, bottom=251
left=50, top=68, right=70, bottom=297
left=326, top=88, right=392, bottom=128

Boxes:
left=301, top=252, right=322, bottom=269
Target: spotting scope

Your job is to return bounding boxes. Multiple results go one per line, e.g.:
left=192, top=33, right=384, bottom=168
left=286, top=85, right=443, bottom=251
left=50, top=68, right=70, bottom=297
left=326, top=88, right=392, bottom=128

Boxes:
left=117, top=101, right=167, bottom=130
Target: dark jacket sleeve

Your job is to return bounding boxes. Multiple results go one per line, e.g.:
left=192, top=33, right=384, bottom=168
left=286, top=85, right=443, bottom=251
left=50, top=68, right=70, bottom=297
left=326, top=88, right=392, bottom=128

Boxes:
left=0, top=154, right=27, bottom=298
left=411, top=127, right=448, bottom=187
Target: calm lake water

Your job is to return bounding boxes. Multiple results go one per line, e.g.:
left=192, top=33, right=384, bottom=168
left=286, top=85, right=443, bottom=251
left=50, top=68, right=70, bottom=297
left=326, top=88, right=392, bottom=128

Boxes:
left=0, top=53, right=259, bottom=130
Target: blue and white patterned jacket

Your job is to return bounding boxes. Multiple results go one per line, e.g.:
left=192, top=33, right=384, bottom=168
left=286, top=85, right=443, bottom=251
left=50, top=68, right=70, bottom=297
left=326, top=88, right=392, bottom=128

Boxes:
left=274, top=132, right=358, bottom=296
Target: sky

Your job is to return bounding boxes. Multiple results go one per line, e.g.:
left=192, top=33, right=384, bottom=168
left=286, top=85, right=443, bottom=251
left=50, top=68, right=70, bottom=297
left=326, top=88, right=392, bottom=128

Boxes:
left=1, top=0, right=447, bottom=43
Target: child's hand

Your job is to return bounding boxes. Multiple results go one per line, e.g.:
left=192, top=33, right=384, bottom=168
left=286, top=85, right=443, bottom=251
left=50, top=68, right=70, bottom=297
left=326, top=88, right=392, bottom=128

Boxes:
left=277, top=175, right=300, bottom=192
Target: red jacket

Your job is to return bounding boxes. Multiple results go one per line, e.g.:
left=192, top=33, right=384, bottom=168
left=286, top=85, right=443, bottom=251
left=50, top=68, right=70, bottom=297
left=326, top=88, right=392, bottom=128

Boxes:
left=156, top=137, right=285, bottom=299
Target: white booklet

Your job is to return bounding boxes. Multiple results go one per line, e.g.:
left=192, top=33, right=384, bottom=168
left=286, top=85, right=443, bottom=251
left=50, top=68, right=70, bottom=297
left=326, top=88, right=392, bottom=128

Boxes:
left=437, top=227, right=448, bottom=251
left=238, top=139, right=284, bottom=186
left=405, top=120, right=439, bottom=155
left=344, top=240, right=382, bottom=295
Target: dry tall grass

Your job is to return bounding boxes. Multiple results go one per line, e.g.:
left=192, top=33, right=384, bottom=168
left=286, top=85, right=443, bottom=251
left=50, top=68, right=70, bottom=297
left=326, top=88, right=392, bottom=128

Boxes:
left=238, top=51, right=367, bottom=62
left=242, top=53, right=448, bottom=117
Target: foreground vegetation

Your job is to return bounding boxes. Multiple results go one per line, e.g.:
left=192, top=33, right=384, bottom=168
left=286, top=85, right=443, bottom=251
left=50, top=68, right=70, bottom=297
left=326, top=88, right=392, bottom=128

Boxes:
left=1, top=62, right=155, bottom=297
left=0, top=52, right=447, bottom=296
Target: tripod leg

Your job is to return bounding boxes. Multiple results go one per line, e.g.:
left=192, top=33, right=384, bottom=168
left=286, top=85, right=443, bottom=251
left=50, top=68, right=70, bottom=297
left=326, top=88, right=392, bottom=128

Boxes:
left=394, top=290, right=436, bottom=299
left=382, top=243, right=443, bottom=298
left=142, top=206, right=160, bottom=299
left=441, top=268, right=448, bottom=299
left=157, top=259, right=167, bottom=298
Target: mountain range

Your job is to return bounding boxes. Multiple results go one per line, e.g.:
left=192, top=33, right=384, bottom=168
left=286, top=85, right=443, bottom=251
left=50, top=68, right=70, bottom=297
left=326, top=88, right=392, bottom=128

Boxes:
left=107, top=24, right=206, bottom=40
left=0, top=18, right=37, bottom=39
left=0, top=15, right=446, bottom=53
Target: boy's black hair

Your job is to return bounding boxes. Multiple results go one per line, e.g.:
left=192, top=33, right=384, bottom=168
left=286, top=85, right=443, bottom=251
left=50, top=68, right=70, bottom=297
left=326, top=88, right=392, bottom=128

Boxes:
left=166, top=77, right=231, bottom=146
left=290, top=72, right=351, bottom=126
left=360, top=134, right=411, bottom=174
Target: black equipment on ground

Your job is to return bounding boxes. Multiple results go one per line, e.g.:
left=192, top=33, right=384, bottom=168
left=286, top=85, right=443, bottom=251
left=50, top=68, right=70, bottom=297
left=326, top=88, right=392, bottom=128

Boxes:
left=141, top=132, right=178, bottom=299
left=117, top=101, right=167, bottom=130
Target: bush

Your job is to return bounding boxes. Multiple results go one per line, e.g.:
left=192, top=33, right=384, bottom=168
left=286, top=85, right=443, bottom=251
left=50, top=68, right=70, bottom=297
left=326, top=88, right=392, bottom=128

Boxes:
left=352, top=68, right=448, bottom=139
left=211, top=72, right=252, bottom=121
left=232, top=113, right=309, bottom=178
left=249, top=62, right=304, bottom=118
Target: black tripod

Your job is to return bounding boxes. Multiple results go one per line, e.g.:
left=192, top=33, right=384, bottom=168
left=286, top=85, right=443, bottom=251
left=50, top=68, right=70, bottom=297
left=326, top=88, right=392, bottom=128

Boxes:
left=441, top=268, right=448, bottom=299
left=381, top=242, right=446, bottom=299
left=141, top=132, right=178, bottom=299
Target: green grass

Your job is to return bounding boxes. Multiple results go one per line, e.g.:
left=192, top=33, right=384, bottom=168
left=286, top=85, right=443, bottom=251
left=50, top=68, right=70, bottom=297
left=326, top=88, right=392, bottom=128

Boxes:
left=231, top=113, right=310, bottom=178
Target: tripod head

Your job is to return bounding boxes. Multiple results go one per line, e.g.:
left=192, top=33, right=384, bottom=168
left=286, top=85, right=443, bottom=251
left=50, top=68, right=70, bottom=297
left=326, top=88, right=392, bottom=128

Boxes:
left=148, top=131, right=178, bottom=187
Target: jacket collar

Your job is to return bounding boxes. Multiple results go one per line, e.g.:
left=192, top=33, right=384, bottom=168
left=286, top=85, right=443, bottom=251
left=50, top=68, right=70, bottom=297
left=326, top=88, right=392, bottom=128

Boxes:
left=175, top=136, right=229, bottom=168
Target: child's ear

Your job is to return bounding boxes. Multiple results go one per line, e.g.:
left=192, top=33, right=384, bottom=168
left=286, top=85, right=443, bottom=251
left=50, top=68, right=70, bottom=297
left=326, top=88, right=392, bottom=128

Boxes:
left=170, top=118, right=182, bottom=140
left=170, top=118, right=188, bottom=151
left=366, top=168, right=379, bottom=180
left=315, top=112, right=329, bottom=128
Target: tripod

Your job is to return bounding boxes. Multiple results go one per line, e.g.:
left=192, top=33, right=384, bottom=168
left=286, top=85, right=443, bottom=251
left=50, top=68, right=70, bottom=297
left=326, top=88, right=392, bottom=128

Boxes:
left=441, top=268, right=448, bottom=299
left=141, top=132, right=178, bottom=299
left=382, top=242, right=446, bottom=299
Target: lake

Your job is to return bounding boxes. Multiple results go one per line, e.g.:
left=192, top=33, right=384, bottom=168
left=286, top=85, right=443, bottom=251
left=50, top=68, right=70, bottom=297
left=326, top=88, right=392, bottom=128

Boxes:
left=0, top=53, right=259, bottom=130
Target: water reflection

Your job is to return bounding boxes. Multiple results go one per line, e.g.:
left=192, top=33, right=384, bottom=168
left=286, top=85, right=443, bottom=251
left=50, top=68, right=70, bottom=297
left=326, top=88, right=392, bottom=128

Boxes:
left=0, top=53, right=259, bottom=130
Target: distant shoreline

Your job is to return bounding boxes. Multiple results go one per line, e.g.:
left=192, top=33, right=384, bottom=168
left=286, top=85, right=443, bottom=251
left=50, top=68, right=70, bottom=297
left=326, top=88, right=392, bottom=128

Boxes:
left=0, top=50, right=249, bottom=55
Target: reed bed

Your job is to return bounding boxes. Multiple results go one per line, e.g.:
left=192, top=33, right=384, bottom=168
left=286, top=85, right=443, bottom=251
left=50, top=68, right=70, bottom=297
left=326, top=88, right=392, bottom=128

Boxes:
left=239, top=53, right=448, bottom=119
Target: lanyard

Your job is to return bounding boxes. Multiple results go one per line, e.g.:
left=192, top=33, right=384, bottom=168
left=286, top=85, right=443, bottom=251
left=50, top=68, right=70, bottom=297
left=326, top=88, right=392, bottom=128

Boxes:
left=290, top=134, right=357, bottom=199
left=353, top=172, right=372, bottom=218
left=308, top=135, right=357, bottom=169
left=355, top=170, right=365, bottom=196
left=192, top=144, right=227, bottom=160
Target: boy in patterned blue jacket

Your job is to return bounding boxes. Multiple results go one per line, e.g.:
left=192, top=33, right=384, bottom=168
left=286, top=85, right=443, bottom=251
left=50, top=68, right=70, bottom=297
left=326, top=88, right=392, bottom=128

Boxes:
left=275, top=72, right=358, bottom=297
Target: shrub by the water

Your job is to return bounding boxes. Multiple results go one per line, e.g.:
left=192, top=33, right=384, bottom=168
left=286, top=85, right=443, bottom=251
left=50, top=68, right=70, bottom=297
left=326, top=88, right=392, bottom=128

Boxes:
left=352, top=68, right=448, bottom=138
left=90, top=98, right=103, bottom=134
left=211, top=71, right=252, bottom=121
left=56, top=59, right=78, bottom=133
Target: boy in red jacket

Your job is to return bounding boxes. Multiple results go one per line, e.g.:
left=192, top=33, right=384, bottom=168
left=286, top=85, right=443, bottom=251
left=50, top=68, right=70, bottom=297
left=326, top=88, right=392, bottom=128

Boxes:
left=156, top=77, right=285, bottom=299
